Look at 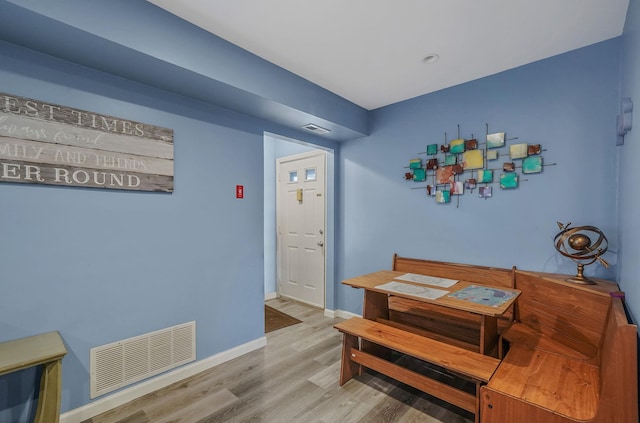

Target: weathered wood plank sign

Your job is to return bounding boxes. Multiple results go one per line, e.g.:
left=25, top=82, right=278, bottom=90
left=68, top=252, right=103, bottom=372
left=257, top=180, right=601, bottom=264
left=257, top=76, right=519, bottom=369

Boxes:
left=0, top=92, right=174, bottom=192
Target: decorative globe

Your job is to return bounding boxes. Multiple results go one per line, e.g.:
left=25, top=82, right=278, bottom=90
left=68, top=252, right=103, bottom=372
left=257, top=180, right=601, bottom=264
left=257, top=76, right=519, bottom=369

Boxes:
left=567, top=233, right=591, bottom=251
left=554, top=222, right=609, bottom=284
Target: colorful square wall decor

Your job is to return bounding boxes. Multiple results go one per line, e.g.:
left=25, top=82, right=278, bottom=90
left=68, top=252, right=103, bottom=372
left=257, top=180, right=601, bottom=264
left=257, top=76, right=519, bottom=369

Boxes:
left=409, top=158, right=422, bottom=169
left=479, top=186, right=492, bottom=198
left=404, top=124, right=550, bottom=206
left=426, top=158, right=439, bottom=170
left=500, top=173, right=518, bottom=189
left=451, top=181, right=464, bottom=195
left=477, top=169, right=493, bottom=183
left=528, top=144, right=542, bottom=155
left=522, top=156, right=543, bottom=174
left=509, top=143, right=528, bottom=159
left=462, top=150, right=483, bottom=170
left=486, top=132, right=505, bottom=148
left=450, top=138, right=465, bottom=154
left=436, top=189, right=451, bottom=203
left=436, top=166, right=454, bottom=184
left=465, top=139, right=478, bottom=150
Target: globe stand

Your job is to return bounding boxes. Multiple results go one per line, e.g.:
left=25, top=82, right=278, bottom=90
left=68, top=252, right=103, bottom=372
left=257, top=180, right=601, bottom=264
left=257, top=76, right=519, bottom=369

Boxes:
left=566, top=263, right=597, bottom=285
left=554, top=222, right=608, bottom=286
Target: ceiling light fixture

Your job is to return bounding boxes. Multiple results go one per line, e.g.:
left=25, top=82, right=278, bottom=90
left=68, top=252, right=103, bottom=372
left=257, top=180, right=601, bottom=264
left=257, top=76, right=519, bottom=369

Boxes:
left=422, top=54, right=440, bottom=64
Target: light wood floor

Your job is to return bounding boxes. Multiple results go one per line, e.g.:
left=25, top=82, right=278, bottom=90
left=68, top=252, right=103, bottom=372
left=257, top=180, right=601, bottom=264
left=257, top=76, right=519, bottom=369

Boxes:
left=82, top=298, right=473, bottom=423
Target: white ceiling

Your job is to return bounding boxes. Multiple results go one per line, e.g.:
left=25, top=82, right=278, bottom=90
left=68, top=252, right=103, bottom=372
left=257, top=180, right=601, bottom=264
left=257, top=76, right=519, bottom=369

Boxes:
left=147, top=0, right=629, bottom=111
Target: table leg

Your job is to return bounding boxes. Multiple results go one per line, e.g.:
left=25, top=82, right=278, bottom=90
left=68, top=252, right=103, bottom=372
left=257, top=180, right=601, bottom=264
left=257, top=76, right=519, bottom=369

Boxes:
left=480, top=316, right=498, bottom=358
left=362, top=290, right=392, bottom=360
left=363, top=290, right=389, bottom=321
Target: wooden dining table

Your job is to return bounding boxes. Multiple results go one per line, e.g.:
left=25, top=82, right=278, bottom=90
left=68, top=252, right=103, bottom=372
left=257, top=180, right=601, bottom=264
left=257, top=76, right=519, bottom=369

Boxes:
left=343, top=270, right=521, bottom=356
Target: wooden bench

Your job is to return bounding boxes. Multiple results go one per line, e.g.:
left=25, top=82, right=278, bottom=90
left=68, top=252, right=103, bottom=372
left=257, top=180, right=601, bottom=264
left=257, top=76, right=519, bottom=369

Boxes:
left=480, top=270, right=638, bottom=423
left=389, top=254, right=515, bottom=356
left=334, top=317, right=500, bottom=422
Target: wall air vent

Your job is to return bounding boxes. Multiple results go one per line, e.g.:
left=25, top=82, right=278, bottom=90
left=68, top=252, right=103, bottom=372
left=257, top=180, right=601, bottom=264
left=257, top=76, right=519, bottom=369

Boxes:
left=90, top=321, right=196, bottom=398
left=302, top=123, right=331, bottom=134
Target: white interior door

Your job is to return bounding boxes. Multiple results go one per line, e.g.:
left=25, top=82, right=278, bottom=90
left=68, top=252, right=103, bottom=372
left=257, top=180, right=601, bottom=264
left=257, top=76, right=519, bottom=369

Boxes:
left=277, top=151, right=326, bottom=308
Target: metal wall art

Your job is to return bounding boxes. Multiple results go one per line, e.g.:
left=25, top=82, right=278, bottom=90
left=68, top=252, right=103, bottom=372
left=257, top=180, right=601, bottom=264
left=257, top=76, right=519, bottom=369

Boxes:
left=404, top=124, right=555, bottom=207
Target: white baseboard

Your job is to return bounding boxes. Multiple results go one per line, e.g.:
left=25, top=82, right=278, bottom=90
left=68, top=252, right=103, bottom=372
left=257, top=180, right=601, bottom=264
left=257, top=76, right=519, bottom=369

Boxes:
left=264, top=291, right=277, bottom=301
left=60, top=336, right=267, bottom=423
left=324, top=308, right=360, bottom=319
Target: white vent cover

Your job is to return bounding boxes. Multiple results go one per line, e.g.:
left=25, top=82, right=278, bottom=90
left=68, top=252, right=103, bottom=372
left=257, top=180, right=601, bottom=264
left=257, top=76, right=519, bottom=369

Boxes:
left=302, top=123, right=331, bottom=134
left=90, top=321, right=196, bottom=398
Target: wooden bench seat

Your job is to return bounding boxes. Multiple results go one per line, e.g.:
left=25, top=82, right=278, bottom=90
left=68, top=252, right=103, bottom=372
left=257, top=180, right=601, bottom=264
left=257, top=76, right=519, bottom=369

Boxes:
left=334, top=317, right=500, bottom=420
left=481, top=270, right=638, bottom=423
left=484, top=344, right=600, bottom=421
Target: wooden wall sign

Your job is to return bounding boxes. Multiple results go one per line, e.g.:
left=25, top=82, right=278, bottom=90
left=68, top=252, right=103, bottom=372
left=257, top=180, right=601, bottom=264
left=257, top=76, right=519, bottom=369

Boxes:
left=0, top=92, right=174, bottom=192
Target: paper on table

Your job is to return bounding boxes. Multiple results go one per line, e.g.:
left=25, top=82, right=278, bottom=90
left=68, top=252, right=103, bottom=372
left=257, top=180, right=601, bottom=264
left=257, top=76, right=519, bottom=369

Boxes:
left=448, top=285, right=518, bottom=307
left=375, top=281, right=449, bottom=300
left=395, top=273, right=458, bottom=288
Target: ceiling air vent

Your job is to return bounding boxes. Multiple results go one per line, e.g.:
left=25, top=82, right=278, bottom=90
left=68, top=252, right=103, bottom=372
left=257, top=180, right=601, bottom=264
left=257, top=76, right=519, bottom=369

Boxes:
left=302, top=123, right=331, bottom=134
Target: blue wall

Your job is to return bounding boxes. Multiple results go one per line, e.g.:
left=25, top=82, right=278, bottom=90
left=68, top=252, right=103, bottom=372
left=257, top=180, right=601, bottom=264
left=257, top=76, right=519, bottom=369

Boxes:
left=0, top=41, right=273, bottom=416
left=618, top=0, right=640, bottom=324
left=337, top=39, right=622, bottom=313
left=0, top=30, right=342, bottom=416
left=0, top=0, right=636, bottom=420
